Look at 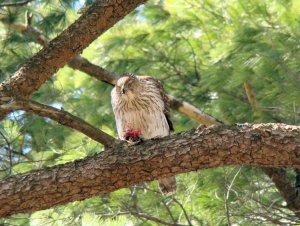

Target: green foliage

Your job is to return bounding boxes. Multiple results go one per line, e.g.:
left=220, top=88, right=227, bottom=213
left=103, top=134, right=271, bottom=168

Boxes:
left=0, top=0, right=299, bottom=225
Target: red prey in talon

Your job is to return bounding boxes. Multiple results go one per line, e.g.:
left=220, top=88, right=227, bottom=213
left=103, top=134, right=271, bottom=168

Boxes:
left=124, top=128, right=142, bottom=142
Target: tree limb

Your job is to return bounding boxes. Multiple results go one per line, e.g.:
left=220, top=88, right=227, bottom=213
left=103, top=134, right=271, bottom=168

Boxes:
left=0, top=123, right=299, bottom=217
left=0, top=0, right=147, bottom=119
left=0, top=97, right=115, bottom=147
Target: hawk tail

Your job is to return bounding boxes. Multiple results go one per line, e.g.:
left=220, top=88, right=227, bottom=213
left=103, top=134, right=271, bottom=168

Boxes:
left=158, top=176, right=177, bottom=196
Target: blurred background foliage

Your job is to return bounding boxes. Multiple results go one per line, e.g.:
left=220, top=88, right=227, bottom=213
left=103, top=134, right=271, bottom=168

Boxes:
left=0, top=0, right=299, bottom=225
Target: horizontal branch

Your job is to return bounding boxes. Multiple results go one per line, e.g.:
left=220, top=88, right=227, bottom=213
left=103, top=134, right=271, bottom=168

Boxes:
left=0, top=97, right=115, bottom=147
left=0, top=123, right=299, bottom=217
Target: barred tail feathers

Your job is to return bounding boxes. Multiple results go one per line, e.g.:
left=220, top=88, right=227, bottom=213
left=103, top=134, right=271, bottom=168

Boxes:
left=158, top=176, right=177, bottom=196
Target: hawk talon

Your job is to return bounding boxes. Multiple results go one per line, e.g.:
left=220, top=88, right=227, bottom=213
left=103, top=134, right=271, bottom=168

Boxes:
left=124, top=128, right=142, bottom=145
left=127, top=138, right=143, bottom=146
left=125, top=135, right=143, bottom=145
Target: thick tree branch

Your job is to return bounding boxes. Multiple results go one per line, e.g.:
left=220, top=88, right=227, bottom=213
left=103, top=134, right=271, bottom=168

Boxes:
left=0, top=123, right=299, bottom=217
left=0, top=0, right=147, bottom=119
left=0, top=97, right=115, bottom=147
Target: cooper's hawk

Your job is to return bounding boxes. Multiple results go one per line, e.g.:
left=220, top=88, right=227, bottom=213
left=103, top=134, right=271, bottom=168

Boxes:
left=111, top=73, right=176, bottom=195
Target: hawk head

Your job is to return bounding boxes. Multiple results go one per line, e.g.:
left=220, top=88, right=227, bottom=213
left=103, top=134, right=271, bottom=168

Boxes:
left=115, top=73, right=140, bottom=100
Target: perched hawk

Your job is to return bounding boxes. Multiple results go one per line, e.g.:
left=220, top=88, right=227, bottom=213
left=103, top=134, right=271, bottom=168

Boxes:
left=111, top=74, right=176, bottom=195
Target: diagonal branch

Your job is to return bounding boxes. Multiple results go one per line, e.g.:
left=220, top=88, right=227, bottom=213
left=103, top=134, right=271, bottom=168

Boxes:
left=0, top=0, right=147, bottom=119
left=0, top=97, right=115, bottom=147
left=0, top=123, right=299, bottom=218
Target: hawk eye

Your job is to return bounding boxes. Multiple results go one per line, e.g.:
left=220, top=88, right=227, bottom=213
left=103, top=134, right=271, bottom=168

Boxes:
left=120, top=88, right=125, bottom=95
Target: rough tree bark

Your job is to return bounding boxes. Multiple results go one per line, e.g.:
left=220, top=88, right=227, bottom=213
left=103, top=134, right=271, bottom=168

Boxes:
left=0, top=0, right=147, bottom=119
left=0, top=123, right=299, bottom=218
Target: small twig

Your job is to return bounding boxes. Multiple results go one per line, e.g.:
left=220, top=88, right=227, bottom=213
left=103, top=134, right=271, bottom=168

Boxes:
left=226, top=167, right=242, bottom=199
left=130, top=211, right=188, bottom=226
left=0, top=0, right=34, bottom=7
left=243, top=81, right=261, bottom=113
left=181, top=35, right=200, bottom=81
left=223, top=168, right=241, bottom=226
left=162, top=199, right=177, bottom=224
left=172, top=198, right=193, bottom=226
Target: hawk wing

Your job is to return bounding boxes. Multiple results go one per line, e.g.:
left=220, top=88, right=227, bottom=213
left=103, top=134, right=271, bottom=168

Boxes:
left=138, top=76, right=174, bottom=132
